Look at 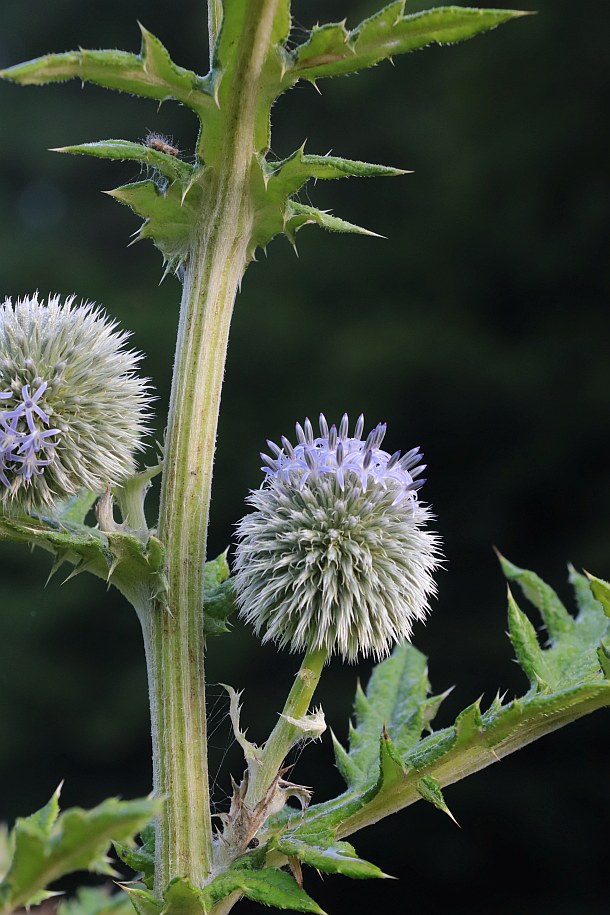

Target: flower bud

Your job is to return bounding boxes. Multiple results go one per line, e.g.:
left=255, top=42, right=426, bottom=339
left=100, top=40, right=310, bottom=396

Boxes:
left=0, top=293, right=152, bottom=510
left=234, top=414, right=441, bottom=661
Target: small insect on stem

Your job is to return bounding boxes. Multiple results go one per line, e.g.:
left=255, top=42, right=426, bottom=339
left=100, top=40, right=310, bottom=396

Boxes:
left=144, top=131, right=180, bottom=157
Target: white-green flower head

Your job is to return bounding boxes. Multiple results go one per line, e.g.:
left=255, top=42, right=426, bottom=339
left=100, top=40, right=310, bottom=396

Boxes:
left=234, top=414, right=442, bottom=662
left=0, top=293, right=152, bottom=510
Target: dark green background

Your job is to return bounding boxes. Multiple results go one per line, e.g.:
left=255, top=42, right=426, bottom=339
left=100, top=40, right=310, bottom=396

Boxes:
left=1, top=1, right=609, bottom=913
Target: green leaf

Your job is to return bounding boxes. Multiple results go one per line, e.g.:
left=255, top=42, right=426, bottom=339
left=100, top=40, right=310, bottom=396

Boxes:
left=285, top=202, right=381, bottom=244
left=586, top=572, right=610, bottom=618
left=274, top=834, right=386, bottom=880
left=416, top=775, right=459, bottom=825
left=333, top=642, right=447, bottom=788
left=202, top=868, right=325, bottom=914
left=507, top=588, right=549, bottom=689
left=498, top=553, right=575, bottom=641
left=266, top=148, right=407, bottom=198
left=203, top=550, right=236, bottom=636
left=162, top=878, right=206, bottom=915
left=106, top=178, right=203, bottom=276
left=54, top=141, right=194, bottom=183
left=58, top=886, right=135, bottom=915
left=120, top=886, right=162, bottom=915
left=292, top=564, right=610, bottom=842
left=0, top=25, right=213, bottom=114
left=0, top=794, right=158, bottom=913
left=284, top=5, right=531, bottom=84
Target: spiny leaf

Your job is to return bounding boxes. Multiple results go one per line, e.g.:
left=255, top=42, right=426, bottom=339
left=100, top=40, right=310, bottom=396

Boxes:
left=54, top=141, right=194, bottom=183
left=586, top=572, right=610, bottom=618
left=54, top=490, right=99, bottom=526
left=284, top=5, right=531, bottom=84
left=266, top=147, right=407, bottom=198
left=58, top=887, right=135, bottom=915
left=416, top=775, right=459, bottom=825
left=120, top=886, right=162, bottom=915
left=507, top=589, right=549, bottom=690
left=203, top=549, right=236, bottom=635
left=162, top=877, right=206, bottom=915
left=498, top=553, right=575, bottom=641
left=0, top=795, right=158, bottom=913
left=334, top=643, right=447, bottom=788
left=294, top=566, right=610, bottom=842
left=274, top=833, right=387, bottom=880
left=0, top=25, right=213, bottom=113
left=113, top=836, right=154, bottom=889
left=201, top=868, right=325, bottom=914
left=106, top=178, right=202, bottom=273
left=285, top=202, right=381, bottom=242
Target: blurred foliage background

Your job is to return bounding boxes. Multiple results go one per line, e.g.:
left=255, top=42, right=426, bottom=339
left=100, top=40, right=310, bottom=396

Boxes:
left=0, top=1, right=609, bottom=912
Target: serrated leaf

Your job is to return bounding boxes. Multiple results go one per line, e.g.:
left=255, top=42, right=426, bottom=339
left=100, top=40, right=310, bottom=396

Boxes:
left=275, top=835, right=386, bottom=880
left=586, top=572, right=610, bottom=618
left=266, top=147, right=407, bottom=199
left=0, top=796, right=158, bottom=912
left=54, top=490, right=99, bottom=526
left=203, top=550, right=235, bottom=635
left=507, top=589, right=549, bottom=690
left=284, top=5, right=530, bottom=83
left=293, top=566, right=610, bottom=843
left=113, top=840, right=154, bottom=889
left=498, top=553, right=575, bottom=641
left=58, top=887, right=135, bottom=915
left=120, top=886, right=162, bottom=915
left=0, top=26, right=213, bottom=113
left=334, top=643, right=445, bottom=788
left=162, top=877, right=206, bottom=915
left=106, top=178, right=202, bottom=272
left=55, top=141, right=194, bottom=183
left=285, top=202, right=381, bottom=241
left=202, top=867, right=325, bottom=914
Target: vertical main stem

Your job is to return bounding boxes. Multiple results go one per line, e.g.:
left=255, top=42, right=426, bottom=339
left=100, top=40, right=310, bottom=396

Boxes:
left=142, top=0, right=283, bottom=892
left=147, top=222, right=246, bottom=891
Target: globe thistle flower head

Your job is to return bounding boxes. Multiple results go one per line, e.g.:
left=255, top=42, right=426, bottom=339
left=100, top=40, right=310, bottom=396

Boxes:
left=234, top=414, right=442, bottom=662
left=0, top=293, right=152, bottom=510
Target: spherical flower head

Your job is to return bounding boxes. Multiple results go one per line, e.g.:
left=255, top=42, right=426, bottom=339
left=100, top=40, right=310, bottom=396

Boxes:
left=0, top=293, right=152, bottom=510
left=234, top=414, right=442, bottom=662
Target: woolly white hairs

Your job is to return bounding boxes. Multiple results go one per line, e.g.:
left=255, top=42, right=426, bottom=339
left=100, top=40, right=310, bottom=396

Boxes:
left=0, top=293, right=152, bottom=510
left=234, top=413, right=442, bottom=661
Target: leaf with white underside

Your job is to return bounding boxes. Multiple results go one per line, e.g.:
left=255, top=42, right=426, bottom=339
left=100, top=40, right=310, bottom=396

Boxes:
left=0, top=789, right=157, bottom=914
left=287, top=561, right=610, bottom=841
left=284, top=4, right=531, bottom=84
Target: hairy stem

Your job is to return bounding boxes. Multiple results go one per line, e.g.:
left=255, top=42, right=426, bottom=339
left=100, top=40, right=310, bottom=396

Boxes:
left=142, top=0, right=285, bottom=891
left=246, top=649, right=327, bottom=809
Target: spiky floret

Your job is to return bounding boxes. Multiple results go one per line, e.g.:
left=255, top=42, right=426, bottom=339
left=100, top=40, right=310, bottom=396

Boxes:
left=234, top=414, right=441, bottom=661
left=0, top=293, right=152, bottom=510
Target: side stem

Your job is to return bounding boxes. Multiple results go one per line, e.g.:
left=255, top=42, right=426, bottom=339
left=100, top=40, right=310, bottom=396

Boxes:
left=246, top=648, right=327, bottom=809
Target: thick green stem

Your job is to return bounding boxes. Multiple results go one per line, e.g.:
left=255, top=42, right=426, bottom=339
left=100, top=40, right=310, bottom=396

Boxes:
left=246, top=649, right=327, bottom=809
left=141, top=0, right=284, bottom=892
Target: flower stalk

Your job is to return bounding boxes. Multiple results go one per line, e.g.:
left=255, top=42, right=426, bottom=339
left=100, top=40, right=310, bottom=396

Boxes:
left=245, top=648, right=327, bottom=809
